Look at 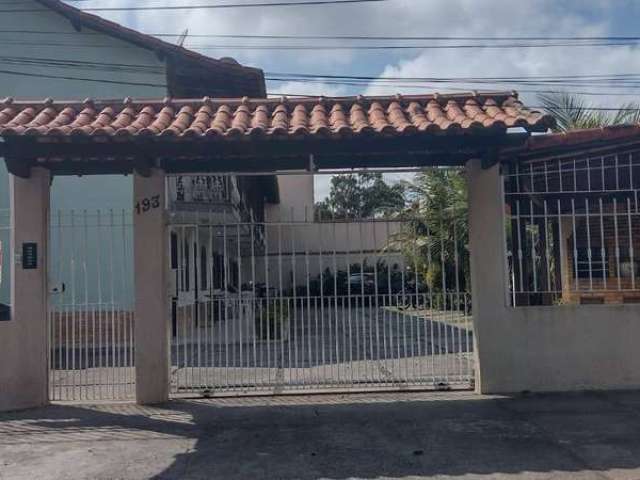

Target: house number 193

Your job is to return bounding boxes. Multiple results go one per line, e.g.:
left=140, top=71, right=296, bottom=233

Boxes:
left=135, top=195, right=161, bottom=214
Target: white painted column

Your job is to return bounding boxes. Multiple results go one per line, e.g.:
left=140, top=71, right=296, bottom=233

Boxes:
left=0, top=168, right=50, bottom=412
left=134, top=169, right=169, bottom=404
left=466, top=159, right=510, bottom=394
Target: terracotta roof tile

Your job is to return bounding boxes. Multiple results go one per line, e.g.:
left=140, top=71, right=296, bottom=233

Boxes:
left=0, top=92, right=555, bottom=141
left=524, top=125, right=640, bottom=151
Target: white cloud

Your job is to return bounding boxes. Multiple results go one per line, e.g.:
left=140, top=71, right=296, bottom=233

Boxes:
left=267, top=81, right=348, bottom=98
left=93, top=0, right=640, bottom=106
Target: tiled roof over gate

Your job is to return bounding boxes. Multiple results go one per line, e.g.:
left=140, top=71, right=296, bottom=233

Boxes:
left=0, top=93, right=554, bottom=140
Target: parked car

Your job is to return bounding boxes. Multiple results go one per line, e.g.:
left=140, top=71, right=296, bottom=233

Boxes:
left=348, top=273, right=376, bottom=293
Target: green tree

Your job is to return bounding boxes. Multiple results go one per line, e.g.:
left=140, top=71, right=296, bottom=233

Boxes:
left=390, top=169, right=469, bottom=293
left=315, top=173, right=405, bottom=220
left=538, top=92, right=640, bottom=132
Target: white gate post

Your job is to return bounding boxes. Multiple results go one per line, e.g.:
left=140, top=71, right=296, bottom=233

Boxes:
left=0, top=167, right=50, bottom=412
left=466, top=159, right=510, bottom=394
left=134, top=168, right=169, bottom=404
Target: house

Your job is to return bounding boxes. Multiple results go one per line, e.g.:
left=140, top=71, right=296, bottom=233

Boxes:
left=503, top=125, right=640, bottom=306
left=0, top=0, right=318, bottom=307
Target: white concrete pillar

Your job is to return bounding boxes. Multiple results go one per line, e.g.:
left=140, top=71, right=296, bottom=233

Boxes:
left=0, top=168, right=50, bottom=411
left=466, top=160, right=510, bottom=394
left=134, top=169, right=169, bottom=404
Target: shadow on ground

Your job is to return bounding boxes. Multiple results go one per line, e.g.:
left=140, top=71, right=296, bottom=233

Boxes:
left=3, top=390, right=640, bottom=479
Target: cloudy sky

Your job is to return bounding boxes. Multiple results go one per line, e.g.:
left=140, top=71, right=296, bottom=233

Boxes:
left=76, top=0, right=640, bottom=198
left=93, top=0, right=640, bottom=101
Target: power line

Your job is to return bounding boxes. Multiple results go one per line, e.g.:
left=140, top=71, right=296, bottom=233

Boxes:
left=2, top=30, right=640, bottom=42
left=0, top=0, right=390, bottom=13
left=2, top=40, right=640, bottom=50
left=5, top=53, right=640, bottom=87
left=1, top=54, right=640, bottom=84
left=0, top=56, right=639, bottom=98
left=0, top=68, right=167, bottom=88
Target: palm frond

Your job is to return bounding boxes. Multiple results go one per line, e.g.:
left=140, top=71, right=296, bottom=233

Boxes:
left=538, top=93, right=640, bottom=132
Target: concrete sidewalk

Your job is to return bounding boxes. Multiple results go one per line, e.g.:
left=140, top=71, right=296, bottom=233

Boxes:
left=2, top=390, right=640, bottom=479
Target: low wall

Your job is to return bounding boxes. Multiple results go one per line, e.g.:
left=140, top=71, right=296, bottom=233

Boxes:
left=468, top=160, right=640, bottom=394
left=475, top=304, right=640, bottom=393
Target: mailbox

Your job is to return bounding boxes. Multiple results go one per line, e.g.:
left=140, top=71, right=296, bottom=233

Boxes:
left=22, top=243, right=38, bottom=270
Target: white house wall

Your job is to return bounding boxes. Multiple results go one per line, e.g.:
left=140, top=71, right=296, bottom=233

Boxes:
left=0, top=1, right=167, bottom=99
left=0, top=1, right=169, bottom=304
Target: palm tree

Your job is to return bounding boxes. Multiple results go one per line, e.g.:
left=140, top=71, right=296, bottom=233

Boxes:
left=538, top=92, right=640, bottom=132
left=389, top=169, right=469, bottom=294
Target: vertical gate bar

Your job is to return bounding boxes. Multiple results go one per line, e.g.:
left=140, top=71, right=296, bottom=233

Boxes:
left=515, top=201, right=524, bottom=300
left=82, top=210, right=90, bottom=400
left=211, top=217, right=217, bottom=391
left=332, top=214, right=339, bottom=385
left=251, top=215, right=257, bottom=390
left=464, top=293, right=471, bottom=385
left=125, top=212, right=133, bottom=397
left=108, top=209, right=116, bottom=399
left=439, top=216, right=448, bottom=386
left=263, top=219, right=270, bottom=389
left=543, top=201, right=551, bottom=294
left=571, top=200, right=579, bottom=292
left=53, top=211, right=61, bottom=401
left=359, top=220, right=370, bottom=385
left=395, top=293, right=401, bottom=385
left=426, top=216, right=434, bottom=386
left=196, top=215, right=202, bottom=392
left=47, top=212, right=53, bottom=402
left=69, top=210, right=76, bottom=399
left=413, top=218, right=422, bottom=384
left=181, top=225, right=188, bottom=393
left=307, top=214, right=317, bottom=387
left=400, top=223, right=408, bottom=383
left=585, top=199, right=593, bottom=291
left=557, top=200, right=565, bottom=297
left=599, top=198, right=607, bottom=290
left=91, top=218, right=97, bottom=400
left=372, top=220, right=380, bottom=386
left=454, top=216, right=462, bottom=384
left=290, top=209, right=299, bottom=388
left=628, top=198, right=636, bottom=290
left=278, top=218, right=285, bottom=389
left=345, top=219, right=353, bottom=386
left=119, top=209, right=127, bottom=397
left=190, top=227, right=196, bottom=391
left=222, top=211, right=230, bottom=390
left=530, top=199, right=538, bottom=294
left=614, top=199, right=621, bottom=291
left=204, top=222, right=209, bottom=391
left=317, top=214, right=326, bottom=385
left=236, top=219, right=243, bottom=391
left=95, top=210, right=103, bottom=400
left=303, top=214, right=311, bottom=388
left=385, top=220, right=393, bottom=381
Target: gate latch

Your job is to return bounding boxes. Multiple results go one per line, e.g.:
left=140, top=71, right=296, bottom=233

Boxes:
left=49, top=282, right=66, bottom=295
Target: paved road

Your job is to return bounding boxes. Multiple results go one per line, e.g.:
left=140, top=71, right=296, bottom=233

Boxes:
left=3, top=390, right=640, bottom=479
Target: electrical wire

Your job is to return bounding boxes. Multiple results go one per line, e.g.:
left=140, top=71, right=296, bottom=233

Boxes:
left=0, top=0, right=390, bottom=13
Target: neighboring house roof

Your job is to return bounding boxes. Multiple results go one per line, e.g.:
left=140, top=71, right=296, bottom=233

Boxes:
left=0, top=92, right=555, bottom=140
left=505, top=124, right=640, bottom=161
left=32, top=0, right=266, bottom=97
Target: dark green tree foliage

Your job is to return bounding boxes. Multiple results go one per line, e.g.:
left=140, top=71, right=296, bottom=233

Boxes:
left=391, top=169, right=469, bottom=293
left=315, top=173, right=405, bottom=219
